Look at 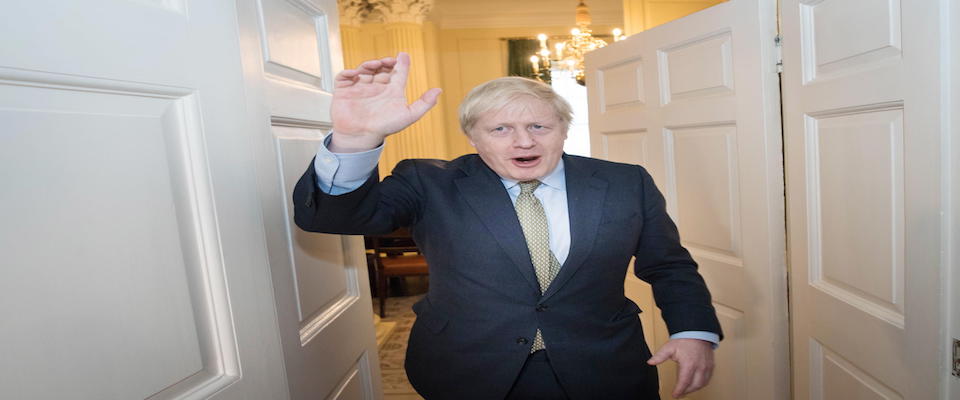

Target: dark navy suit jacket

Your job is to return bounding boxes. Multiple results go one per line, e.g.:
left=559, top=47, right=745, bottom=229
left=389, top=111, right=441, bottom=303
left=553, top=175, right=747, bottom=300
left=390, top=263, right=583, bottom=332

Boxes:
left=293, top=153, right=722, bottom=400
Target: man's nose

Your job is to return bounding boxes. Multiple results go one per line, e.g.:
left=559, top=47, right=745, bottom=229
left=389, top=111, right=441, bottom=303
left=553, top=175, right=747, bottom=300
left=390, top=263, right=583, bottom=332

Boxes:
left=513, top=131, right=535, bottom=148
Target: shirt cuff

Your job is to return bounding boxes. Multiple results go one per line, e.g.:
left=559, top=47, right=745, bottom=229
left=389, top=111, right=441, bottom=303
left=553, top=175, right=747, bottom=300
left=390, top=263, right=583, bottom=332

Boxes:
left=313, top=134, right=383, bottom=195
left=669, top=331, right=720, bottom=349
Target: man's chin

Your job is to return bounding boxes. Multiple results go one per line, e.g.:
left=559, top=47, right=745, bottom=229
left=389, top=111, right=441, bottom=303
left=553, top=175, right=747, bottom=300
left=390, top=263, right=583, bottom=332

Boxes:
left=506, top=169, right=544, bottom=182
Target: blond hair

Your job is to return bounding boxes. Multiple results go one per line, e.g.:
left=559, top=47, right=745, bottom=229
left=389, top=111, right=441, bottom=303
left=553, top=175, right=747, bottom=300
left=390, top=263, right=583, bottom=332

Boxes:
left=458, top=77, right=573, bottom=135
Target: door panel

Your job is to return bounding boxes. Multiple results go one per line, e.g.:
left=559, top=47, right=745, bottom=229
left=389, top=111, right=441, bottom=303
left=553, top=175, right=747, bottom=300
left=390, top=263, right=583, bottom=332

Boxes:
left=586, top=0, right=788, bottom=399
left=235, top=0, right=382, bottom=398
left=0, top=1, right=287, bottom=398
left=782, top=0, right=946, bottom=398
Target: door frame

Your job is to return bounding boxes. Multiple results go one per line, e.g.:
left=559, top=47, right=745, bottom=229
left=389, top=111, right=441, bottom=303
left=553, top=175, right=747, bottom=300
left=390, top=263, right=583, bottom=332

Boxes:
left=944, top=0, right=960, bottom=397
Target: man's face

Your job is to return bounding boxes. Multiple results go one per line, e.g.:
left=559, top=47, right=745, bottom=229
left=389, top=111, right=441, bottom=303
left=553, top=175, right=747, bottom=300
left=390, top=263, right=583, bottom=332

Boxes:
left=468, top=96, right=567, bottom=182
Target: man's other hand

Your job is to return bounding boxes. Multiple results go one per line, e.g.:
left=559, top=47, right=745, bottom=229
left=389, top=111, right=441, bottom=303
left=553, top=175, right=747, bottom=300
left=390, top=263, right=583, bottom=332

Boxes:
left=330, top=52, right=442, bottom=152
left=647, top=338, right=715, bottom=398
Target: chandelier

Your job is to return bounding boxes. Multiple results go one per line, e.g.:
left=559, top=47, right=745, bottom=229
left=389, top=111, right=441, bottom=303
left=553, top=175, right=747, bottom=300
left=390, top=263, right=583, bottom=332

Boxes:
left=530, top=1, right=626, bottom=86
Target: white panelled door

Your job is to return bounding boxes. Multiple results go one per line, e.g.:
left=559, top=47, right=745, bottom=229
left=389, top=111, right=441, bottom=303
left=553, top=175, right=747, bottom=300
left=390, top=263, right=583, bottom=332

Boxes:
left=782, top=1, right=948, bottom=399
left=234, top=0, right=382, bottom=399
left=0, top=0, right=290, bottom=399
left=585, top=0, right=788, bottom=399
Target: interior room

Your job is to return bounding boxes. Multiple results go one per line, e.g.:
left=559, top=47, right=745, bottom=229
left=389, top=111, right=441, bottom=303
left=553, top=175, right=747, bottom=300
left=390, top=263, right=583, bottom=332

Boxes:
left=1, top=0, right=957, bottom=399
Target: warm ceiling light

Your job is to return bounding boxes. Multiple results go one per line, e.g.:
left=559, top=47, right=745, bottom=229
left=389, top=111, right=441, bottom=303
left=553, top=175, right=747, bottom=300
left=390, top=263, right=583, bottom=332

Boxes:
left=529, top=1, right=619, bottom=85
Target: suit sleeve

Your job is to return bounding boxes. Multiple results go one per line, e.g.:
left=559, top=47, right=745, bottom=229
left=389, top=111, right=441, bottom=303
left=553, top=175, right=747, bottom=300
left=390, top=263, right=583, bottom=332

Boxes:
left=293, top=158, right=424, bottom=236
left=632, top=166, right=723, bottom=340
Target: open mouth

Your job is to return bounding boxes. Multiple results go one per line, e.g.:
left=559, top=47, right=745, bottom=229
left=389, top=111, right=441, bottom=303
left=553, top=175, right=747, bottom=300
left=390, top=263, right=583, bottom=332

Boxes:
left=512, top=155, right=541, bottom=167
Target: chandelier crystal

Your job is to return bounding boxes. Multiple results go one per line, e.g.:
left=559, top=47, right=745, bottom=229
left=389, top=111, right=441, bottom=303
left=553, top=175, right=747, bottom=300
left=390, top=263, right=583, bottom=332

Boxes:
left=530, top=1, right=626, bottom=86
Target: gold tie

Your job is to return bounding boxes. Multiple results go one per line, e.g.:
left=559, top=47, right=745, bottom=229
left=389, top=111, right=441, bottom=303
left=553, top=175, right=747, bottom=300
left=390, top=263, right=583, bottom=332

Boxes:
left=515, top=181, right=561, bottom=352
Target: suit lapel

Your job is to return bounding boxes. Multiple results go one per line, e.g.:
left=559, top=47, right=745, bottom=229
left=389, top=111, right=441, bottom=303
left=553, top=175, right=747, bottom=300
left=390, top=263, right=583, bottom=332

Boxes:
left=454, top=158, right=541, bottom=294
left=541, top=155, right=607, bottom=302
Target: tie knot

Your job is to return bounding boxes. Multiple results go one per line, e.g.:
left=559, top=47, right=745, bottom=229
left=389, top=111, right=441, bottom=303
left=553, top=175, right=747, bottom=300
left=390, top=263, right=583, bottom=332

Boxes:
left=519, top=180, right=541, bottom=195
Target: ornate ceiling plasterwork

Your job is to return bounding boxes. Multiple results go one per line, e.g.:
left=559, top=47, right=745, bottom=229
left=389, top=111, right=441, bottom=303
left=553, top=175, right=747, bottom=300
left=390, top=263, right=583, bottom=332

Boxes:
left=338, top=0, right=434, bottom=25
left=338, top=0, right=379, bottom=25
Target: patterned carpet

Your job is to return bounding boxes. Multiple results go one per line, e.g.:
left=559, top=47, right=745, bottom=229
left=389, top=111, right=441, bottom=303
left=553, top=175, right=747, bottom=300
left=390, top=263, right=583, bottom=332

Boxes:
left=374, top=294, right=425, bottom=399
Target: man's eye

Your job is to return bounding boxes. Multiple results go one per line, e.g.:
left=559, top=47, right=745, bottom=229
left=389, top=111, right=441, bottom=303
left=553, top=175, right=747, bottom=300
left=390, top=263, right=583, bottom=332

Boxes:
left=530, top=124, right=550, bottom=132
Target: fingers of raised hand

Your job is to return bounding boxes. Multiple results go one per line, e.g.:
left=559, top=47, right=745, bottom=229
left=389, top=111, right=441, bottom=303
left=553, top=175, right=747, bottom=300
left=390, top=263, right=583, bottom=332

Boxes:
left=388, top=52, right=411, bottom=88
left=379, top=57, right=397, bottom=68
left=407, top=88, right=442, bottom=119
left=357, top=59, right=384, bottom=73
left=335, top=68, right=359, bottom=88
left=373, top=69, right=393, bottom=84
left=357, top=72, right=375, bottom=84
left=358, top=57, right=397, bottom=74
left=336, top=56, right=399, bottom=87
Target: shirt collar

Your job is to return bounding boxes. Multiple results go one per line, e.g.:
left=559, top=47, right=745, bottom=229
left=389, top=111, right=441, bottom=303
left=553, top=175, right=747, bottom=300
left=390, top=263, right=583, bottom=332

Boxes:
left=499, top=158, right=567, bottom=192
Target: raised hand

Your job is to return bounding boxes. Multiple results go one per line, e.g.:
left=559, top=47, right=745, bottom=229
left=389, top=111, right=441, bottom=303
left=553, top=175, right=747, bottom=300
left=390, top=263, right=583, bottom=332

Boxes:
left=329, top=52, right=442, bottom=152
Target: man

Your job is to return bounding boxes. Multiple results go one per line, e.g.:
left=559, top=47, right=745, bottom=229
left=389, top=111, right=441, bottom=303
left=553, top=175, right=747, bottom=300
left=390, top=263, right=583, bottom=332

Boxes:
left=294, top=53, right=722, bottom=399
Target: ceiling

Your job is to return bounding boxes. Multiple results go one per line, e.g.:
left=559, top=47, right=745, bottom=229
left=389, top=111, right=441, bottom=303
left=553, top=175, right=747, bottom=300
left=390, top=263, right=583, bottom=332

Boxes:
left=429, top=0, right=624, bottom=29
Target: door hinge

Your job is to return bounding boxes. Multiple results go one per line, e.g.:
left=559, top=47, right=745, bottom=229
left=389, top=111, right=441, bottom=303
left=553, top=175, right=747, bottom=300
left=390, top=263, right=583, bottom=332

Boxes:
left=774, top=34, right=783, bottom=73
left=954, top=338, right=960, bottom=377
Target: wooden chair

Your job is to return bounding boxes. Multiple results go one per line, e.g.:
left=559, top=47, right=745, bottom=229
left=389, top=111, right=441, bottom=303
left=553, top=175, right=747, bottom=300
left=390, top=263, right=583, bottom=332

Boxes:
left=366, top=228, right=429, bottom=317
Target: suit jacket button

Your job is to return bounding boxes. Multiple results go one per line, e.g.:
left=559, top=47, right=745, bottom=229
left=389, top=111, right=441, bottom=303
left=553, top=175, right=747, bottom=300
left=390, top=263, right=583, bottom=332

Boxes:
left=535, top=305, right=547, bottom=312
left=516, top=337, right=528, bottom=345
